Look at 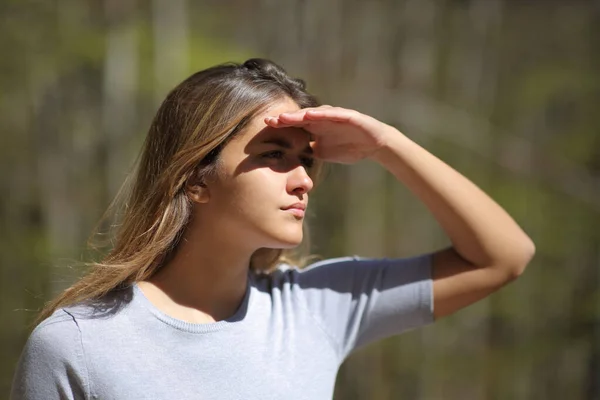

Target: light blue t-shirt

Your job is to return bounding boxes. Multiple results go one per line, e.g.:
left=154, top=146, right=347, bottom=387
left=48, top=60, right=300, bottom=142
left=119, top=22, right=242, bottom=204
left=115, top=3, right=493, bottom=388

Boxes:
left=11, top=254, right=434, bottom=400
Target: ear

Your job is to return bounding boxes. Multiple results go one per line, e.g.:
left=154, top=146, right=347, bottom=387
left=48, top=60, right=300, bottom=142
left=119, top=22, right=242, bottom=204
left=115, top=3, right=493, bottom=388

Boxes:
left=186, top=176, right=210, bottom=204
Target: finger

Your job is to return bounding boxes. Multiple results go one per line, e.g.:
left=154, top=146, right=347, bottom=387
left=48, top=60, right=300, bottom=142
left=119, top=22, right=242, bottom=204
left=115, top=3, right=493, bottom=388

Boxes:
left=267, top=105, right=345, bottom=127
left=276, top=113, right=310, bottom=124
left=276, top=105, right=334, bottom=120
left=277, top=106, right=343, bottom=122
left=303, top=108, right=357, bottom=123
left=264, top=116, right=291, bottom=127
left=264, top=116, right=309, bottom=129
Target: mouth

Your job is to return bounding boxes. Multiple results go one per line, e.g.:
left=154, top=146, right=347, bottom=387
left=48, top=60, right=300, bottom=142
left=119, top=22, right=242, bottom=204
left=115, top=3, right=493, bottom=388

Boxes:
left=283, top=208, right=305, bottom=218
left=281, top=202, right=306, bottom=218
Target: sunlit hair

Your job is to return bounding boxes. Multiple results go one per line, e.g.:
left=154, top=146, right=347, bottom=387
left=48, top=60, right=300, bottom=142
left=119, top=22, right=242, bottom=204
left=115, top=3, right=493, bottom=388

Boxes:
left=36, top=58, right=323, bottom=324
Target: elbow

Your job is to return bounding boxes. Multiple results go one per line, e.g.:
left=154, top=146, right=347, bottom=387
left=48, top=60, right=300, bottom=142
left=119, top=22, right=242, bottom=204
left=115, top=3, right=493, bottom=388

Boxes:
left=504, top=238, right=536, bottom=280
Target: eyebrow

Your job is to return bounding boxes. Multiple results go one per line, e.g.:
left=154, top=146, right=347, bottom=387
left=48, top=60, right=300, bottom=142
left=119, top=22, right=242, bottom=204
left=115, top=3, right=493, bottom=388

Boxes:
left=260, top=138, right=313, bottom=155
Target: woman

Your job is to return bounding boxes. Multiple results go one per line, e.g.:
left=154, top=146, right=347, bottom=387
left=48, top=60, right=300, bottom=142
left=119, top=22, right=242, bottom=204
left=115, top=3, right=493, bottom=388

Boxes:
left=11, top=58, right=535, bottom=399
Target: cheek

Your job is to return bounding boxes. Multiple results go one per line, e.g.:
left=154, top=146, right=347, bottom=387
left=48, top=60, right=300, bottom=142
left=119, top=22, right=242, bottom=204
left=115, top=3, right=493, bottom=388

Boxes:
left=221, top=169, right=285, bottom=213
left=242, top=169, right=284, bottom=204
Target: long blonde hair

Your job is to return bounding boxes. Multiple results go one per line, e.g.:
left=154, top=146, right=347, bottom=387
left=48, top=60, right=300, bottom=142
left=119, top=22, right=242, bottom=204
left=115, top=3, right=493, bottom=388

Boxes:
left=36, top=58, right=323, bottom=324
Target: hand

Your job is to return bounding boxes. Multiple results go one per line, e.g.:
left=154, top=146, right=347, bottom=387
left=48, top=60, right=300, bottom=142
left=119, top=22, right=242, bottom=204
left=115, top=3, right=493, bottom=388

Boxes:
left=264, top=106, right=397, bottom=164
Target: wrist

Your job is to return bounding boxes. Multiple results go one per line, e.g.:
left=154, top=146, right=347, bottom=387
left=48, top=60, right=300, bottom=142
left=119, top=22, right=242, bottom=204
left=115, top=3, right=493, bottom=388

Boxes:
left=370, top=127, right=408, bottom=165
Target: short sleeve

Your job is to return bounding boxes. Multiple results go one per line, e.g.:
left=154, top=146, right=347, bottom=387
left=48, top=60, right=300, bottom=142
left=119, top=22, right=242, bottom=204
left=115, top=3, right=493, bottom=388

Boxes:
left=11, top=310, right=89, bottom=400
left=294, top=253, right=434, bottom=361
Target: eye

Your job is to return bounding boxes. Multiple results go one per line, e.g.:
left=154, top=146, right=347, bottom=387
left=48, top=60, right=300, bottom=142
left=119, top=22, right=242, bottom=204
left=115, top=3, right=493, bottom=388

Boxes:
left=261, top=150, right=285, bottom=160
left=260, top=150, right=314, bottom=170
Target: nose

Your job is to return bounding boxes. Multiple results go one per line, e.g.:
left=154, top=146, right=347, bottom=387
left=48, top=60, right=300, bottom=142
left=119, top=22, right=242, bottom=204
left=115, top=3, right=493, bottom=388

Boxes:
left=287, top=165, right=313, bottom=196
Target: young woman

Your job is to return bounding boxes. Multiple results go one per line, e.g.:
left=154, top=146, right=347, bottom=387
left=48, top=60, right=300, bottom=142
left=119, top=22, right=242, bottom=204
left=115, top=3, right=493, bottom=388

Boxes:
left=11, top=58, right=534, bottom=400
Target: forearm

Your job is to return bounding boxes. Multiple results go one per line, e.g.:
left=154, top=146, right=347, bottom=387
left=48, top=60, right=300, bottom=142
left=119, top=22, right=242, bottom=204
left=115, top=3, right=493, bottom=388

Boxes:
left=372, top=129, right=535, bottom=272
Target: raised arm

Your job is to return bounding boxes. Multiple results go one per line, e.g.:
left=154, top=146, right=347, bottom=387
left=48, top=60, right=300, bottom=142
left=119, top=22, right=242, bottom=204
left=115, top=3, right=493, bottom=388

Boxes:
left=265, top=106, right=535, bottom=320
left=370, top=129, right=535, bottom=319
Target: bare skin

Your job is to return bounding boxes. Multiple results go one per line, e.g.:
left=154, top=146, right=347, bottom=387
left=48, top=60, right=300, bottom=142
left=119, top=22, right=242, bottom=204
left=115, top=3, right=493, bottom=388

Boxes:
left=137, top=98, right=311, bottom=323
left=138, top=99, right=535, bottom=323
left=268, top=105, right=535, bottom=319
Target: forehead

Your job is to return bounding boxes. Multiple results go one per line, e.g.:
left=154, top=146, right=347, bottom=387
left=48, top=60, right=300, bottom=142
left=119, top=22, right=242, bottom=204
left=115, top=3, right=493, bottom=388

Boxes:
left=236, top=99, right=311, bottom=150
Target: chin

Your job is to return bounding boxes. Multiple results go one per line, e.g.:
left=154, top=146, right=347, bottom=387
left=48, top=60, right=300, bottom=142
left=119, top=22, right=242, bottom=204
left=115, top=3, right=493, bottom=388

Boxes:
left=253, top=221, right=304, bottom=249
left=274, top=235, right=303, bottom=249
left=266, top=229, right=303, bottom=249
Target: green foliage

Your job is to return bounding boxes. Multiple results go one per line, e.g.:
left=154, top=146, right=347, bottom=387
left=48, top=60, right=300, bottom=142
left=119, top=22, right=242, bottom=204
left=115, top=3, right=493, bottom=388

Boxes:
left=1, top=1, right=599, bottom=399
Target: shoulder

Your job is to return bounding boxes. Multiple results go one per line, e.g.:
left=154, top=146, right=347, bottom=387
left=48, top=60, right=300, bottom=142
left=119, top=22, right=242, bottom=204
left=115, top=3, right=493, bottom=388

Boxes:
left=26, top=309, right=83, bottom=360
left=13, top=310, right=92, bottom=400
left=284, top=254, right=432, bottom=285
left=252, top=254, right=432, bottom=299
left=33, top=308, right=81, bottom=343
left=15, top=309, right=85, bottom=386
left=268, top=256, right=359, bottom=279
left=28, top=288, right=134, bottom=355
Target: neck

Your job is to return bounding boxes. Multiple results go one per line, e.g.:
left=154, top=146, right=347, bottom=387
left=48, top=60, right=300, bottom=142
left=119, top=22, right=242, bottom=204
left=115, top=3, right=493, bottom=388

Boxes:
left=138, top=221, right=256, bottom=323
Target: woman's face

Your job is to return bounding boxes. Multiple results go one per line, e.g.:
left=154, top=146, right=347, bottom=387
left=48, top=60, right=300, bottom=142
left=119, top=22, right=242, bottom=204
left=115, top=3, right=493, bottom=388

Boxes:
left=199, top=97, right=314, bottom=250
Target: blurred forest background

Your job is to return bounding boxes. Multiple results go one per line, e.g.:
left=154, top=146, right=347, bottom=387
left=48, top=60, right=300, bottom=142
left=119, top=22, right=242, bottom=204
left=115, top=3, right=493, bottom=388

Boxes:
left=1, top=0, right=599, bottom=399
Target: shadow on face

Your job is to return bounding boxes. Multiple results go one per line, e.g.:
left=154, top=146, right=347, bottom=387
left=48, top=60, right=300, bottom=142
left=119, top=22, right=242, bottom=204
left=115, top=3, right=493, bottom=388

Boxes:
left=231, top=125, right=314, bottom=176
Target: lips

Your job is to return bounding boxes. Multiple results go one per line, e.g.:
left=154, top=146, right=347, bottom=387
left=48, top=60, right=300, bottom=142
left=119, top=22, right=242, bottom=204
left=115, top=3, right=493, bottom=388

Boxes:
left=282, top=202, right=306, bottom=218
left=282, top=202, right=306, bottom=211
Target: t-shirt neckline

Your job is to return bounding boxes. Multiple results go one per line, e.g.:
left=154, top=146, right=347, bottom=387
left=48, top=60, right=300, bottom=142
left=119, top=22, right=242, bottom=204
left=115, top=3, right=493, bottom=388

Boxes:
left=132, top=271, right=254, bottom=334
